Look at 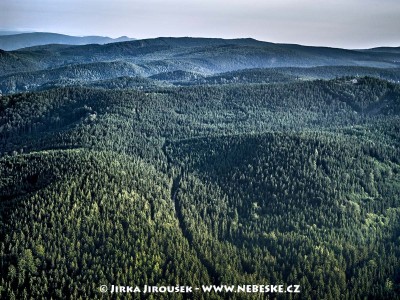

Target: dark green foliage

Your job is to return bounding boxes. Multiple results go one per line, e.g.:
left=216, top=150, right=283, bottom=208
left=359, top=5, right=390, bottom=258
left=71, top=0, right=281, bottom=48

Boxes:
left=277, top=66, right=400, bottom=82
left=87, top=76, right=168, bottom=90
left=0, top=61, right=146, bottom=94
left=0, top=41, right=400, bottom=299
left=150, top=70, right=206, bottom=83
left=0, top=150, right=212, bottom=299
left=166, top=132, right=400, bottom=299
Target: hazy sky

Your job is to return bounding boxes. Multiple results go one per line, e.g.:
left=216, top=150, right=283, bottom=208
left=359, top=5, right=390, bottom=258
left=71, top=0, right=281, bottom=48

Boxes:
left=1, top=0, right=399, bottom=48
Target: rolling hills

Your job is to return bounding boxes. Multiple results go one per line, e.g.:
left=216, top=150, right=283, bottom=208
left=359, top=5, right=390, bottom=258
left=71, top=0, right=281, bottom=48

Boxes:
left=0, top=36, right=399, bottom=299
left=1, top=37, right=400, bottom=78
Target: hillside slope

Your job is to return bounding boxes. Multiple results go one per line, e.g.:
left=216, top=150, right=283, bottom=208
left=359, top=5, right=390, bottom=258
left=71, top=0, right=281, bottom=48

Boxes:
left=1, top=37, right=400, bottom=78
left=0, top=38, right=400, bottom=299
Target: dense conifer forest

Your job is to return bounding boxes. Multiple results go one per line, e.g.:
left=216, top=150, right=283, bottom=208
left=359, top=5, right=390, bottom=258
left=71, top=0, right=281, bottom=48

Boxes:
left=0, top=37, right=400, bottom=299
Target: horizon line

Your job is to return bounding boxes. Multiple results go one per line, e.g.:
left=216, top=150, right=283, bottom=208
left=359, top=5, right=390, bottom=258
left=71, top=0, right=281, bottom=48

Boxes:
left=1, top=29, right=399, bottom=51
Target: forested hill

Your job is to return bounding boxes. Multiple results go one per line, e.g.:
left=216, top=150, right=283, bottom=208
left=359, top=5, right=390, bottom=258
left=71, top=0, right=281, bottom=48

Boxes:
left=1, top=37, right=400, bottom=77
left=1, top=62, right=400, bottom=95
left=0, top=36, right=400, bottom=299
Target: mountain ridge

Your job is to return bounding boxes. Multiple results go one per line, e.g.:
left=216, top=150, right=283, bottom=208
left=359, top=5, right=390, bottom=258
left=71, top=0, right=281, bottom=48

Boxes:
left=1, top=36, right=399, bottom=80
left=0, top=32, right=135, bottom=51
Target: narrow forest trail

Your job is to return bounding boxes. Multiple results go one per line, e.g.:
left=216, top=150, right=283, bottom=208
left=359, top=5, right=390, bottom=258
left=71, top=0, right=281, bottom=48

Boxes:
left=162, top=140, right=221, bottom=285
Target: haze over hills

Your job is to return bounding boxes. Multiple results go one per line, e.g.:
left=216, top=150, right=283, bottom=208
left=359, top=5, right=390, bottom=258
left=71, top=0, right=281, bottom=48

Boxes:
left=0, top=34, right=400, bottom=299
left=0, top=36, right=399, bottom=94
left=363, top=47, right=400, bottom=54
left=0, top=31, right=33, bottom=36
left=0, top=32, right=134, bottom=51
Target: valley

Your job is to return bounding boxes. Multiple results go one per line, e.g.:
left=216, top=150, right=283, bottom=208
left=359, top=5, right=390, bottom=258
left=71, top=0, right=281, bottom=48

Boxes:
left=0, top=36, right=399, bottom=299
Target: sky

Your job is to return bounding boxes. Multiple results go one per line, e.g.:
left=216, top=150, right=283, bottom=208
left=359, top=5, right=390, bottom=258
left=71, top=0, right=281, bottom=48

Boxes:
left=1, top=0, right=399, bottom=49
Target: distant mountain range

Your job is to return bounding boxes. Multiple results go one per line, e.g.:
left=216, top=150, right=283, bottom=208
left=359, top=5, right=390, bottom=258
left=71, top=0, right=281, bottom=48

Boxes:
left=0, top=32, right=134, bottom=51
left=0, top=30, right=32, bottom=36
left=1, top=31, right=400, bottom=300
left=0, top=35, right=399, bottom=94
